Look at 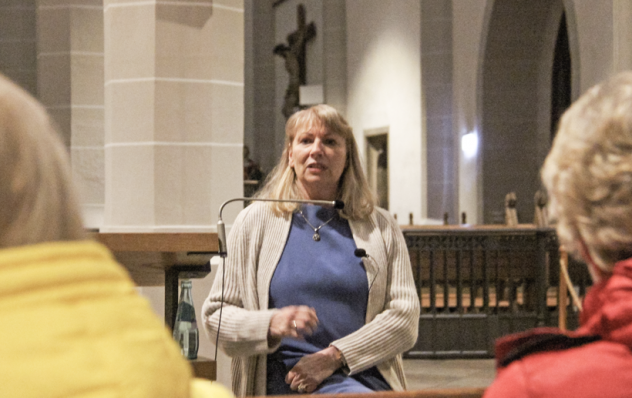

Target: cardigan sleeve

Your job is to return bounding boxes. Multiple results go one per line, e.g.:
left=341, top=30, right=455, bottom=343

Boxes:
left=330, top=208, right=420, bottom=374
left=201, top=205, right=282, bottom=358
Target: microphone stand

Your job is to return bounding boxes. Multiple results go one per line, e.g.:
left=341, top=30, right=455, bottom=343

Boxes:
left=217, top=197, right=344, bottom=257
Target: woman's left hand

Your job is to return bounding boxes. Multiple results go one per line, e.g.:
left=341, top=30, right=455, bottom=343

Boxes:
left=285, top=346, right=342, bottom=394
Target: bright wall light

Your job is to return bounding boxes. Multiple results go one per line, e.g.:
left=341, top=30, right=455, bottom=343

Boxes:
left=461, top=131, right=478, bottom=159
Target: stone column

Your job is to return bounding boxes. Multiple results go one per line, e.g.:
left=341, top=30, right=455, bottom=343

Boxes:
left=103, top=0, right=244, bottom=233
left=0, top=2, right=37, bottom=96
left=103, top=1, right=244, bottom=387
left=614, top=0, right=632, bottom=73
left=37, top=0, right=105, bottom=228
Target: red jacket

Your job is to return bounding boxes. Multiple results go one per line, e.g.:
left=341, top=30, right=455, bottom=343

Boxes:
left=484, top=258, right=632, bottom=398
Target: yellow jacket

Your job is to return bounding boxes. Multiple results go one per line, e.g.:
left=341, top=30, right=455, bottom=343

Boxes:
left=0, top=240, right=231, bottom=398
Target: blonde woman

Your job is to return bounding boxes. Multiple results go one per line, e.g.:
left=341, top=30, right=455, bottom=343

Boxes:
left=485, top=72, right=632, bottom=397
left=0, top=74, right=229, bottom=398
left=202, top=105, right=420, bottom=396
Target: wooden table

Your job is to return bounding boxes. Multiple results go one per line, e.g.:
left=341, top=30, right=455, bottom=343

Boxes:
left=94, top=233, right=219, bottom=330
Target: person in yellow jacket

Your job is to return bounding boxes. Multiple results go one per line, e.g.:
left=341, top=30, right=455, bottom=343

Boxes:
left=0, top=74, right=232, bottom=398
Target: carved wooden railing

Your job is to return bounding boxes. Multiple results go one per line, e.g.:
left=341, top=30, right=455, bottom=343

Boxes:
left=401, top=225, right=590, bottom=358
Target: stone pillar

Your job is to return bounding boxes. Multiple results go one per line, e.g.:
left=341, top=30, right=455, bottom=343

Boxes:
left=37, top=1, right=105, bottom=228
left=0, top=2, right=37, bottom=96
left=103, top=0, right=244, bottom=233
left=614, top=0, right=632, bottom=73
left=103, top=1, right=244, bottom=387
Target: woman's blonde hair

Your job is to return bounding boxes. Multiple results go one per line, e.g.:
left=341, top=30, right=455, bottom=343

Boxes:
left=0, top=73, right=85, bottom=248
left=542, top=71, right=632, bottom=273
left=255, top=104, right=375, bottom=220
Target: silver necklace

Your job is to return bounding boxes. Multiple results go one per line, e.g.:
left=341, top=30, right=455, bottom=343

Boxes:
left=297, top=210, right=336, bottom=242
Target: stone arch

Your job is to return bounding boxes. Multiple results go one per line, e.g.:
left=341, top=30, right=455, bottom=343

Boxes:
left=480, top=0, right=571, bottom=224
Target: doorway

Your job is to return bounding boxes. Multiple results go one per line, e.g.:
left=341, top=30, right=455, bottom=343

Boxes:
left=365, top=130, right=389, bottom=209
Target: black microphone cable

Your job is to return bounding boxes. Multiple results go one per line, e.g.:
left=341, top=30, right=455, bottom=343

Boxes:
left=355, top=248, right=378, bottom=292
left=214, top=255, right=226, bottom=363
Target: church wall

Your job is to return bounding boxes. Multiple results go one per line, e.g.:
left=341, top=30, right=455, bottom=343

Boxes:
left=346, top=0, right=424, bottom=224
left=452, top=0, right=488, bottom=225
left=0, top=2, right=37, bottom=96
left=422, top=0, right=456, bottom=224
left=568, top=0, right=614, bottom=96
left=613, top=0, right=632, bottom=72
left=102, top=0, right=244, bottom=388
left=246, top=0, right=278, bottom=174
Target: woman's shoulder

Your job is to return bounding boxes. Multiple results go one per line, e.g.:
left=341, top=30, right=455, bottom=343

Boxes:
left=233, top=201, right=288, bottom=229
left=369, top=207, right=399, bottom=230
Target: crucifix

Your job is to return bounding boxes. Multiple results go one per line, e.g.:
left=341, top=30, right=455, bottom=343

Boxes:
left=273, top=4, right=316, bottom=119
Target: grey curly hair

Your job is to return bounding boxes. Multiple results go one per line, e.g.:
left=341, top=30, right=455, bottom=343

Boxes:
left=542, top=71, right=632, bottom=273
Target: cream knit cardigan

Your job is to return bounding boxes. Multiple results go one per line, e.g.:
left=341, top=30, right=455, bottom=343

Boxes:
left=202, top=203, right=420, bottom=397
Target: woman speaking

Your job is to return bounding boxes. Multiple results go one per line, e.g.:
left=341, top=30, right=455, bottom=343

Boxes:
left=202, top=105, right=420, bottom=396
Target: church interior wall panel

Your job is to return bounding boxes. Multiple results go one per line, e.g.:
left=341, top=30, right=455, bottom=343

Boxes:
left=322, top=0, right=347, bottom=115
left=152, top=145, right=243, bottom=228
left=568, top=0, right=613, bottom=94
left=37, top=54, right=71, bottom=106
left=70, top=55, right=104, bottom=105
left=247, top=0, right=277, bottom=174
left=105, top=81, right=155, bottom=143
left=71, top=146, right=105, bottom=205
left=155, top=3, right=242, bottom=82
left=2, top=1, right=37, bottom=96
left=37, top=6, right=70, bottom=53
left=1, top=2, right=36, bottom=45
left=482, top=0, right=559, bottom=224
left=71, top=107, right=104, bottom=147
left=153, top=80, right=244, bottom=144
left=422, top=0, right=454, bottom=223
left=70, top=5, right=103, bottom=52
left=613, top=0, right=632, bottom=72
left=47, top=107, right=72, bottom=147
left=452, top=0, right=487, bottom=225
left=346, top=0, right=424, bottom=223
left=213, top=0, right=243, bottom=8
left=153, top=145, right=214, bottom=227
left=207, top=145, right=245, bottom=225
left=104, top=145, right=155, bottom=228
left=104, top=4, right=156, bottom=81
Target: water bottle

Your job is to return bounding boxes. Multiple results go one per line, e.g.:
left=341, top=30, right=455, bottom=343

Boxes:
left=173, top=279, right=199, bottom=359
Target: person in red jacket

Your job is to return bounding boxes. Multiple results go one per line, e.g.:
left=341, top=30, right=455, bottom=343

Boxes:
left=484, top=72, right=632, bottom=397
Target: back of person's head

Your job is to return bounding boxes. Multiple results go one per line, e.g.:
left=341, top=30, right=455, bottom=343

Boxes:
left=256, top=104, right=374, bottom=220
left=542, top=71, right=632, bottom=273
left=0, top=74, right=85, bottom=248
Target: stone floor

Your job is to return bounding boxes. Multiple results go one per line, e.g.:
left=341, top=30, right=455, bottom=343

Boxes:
left=403, top=359, right=496, bottom=391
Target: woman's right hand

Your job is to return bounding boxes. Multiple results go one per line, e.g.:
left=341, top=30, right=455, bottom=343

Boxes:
left=269, top=306, right=319, bottom=342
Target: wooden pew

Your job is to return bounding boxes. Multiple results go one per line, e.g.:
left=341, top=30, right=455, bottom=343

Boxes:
left=267, top=388, right=486, bottom=398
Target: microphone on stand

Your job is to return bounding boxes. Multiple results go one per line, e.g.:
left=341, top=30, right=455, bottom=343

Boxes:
left=216, top=197, right=344, bottom=257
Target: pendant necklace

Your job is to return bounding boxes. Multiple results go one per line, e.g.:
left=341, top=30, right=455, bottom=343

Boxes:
left=297, top=209, right=336, bottom=242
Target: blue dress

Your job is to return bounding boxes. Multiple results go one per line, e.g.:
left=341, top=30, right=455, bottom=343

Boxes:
left=266, top=205, right=391, bottom=394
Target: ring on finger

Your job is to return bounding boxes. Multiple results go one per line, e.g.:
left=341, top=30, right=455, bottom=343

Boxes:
left=293, top=320, right=298, bottom=330
left=298, top=384, right=306, bottom=393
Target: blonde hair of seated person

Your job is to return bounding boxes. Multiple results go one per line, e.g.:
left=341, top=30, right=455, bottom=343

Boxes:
left=0, top=73, right=234, bottom=398
left=0, top=73, right=85, bottom=248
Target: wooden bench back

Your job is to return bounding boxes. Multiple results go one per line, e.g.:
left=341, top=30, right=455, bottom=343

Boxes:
left=266, top=388, right=486, bottom=398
